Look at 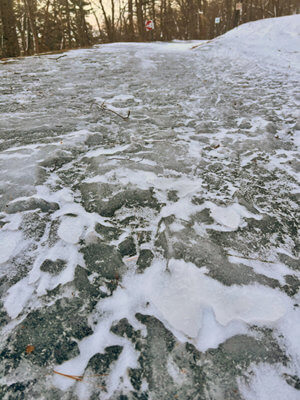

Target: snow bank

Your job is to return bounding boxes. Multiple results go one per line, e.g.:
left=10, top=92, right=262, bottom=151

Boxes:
left=197, top=15, right=300, bottom=72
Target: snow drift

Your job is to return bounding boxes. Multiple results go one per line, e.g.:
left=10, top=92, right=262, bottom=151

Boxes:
left=197, top=15, right=300, bottom=72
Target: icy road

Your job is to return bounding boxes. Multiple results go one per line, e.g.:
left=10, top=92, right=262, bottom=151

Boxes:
left=0, top=15, right=299, bottom=400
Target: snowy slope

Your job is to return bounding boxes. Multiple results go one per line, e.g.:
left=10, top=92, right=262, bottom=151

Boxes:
left=197, top=15, right=300, bottom=72
left=0, top=16, right=299, bottom=400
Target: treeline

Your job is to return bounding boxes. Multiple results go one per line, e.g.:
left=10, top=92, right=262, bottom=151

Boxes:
left=0, top=0, right=299, bottom=58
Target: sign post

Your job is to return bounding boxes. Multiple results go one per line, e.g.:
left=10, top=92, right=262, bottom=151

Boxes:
left=145, top=20, right=154, bottom=32
left=236, top=2, right=242, bottom=12
left=145, top=20, right=154, bottom=41
left=215, top=17, right=221, bottom=36
left=236, top=2, right=243, bottom=25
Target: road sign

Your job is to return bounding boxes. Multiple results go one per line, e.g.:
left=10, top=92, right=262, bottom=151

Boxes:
left=145, top=20, right=154, bottom=31
left=215, top=17, right=221, bottom=24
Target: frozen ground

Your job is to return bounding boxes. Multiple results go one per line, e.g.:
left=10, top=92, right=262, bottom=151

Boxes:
left=0, top=14, right=299, bottom=400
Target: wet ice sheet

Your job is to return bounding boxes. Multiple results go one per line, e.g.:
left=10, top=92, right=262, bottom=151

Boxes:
left=0, top=15, right=300, bottom=400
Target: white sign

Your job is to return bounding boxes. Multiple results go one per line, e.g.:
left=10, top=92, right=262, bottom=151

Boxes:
left=215, top=17, right=221, bottom=24
left=145, top=20, right=154, bottom=31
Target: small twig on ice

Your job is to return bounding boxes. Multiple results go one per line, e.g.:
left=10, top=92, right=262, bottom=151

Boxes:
left=191, top=40, right=212, bottom=49
left=55, top=54, right=67, bottom=61
left=53, top=370, right=107, bottom=390
left=53, top=370, right=83, bottom=381
left=125, top=255, right=138, bottom=262
left=91, top=101, right=130, bottom=121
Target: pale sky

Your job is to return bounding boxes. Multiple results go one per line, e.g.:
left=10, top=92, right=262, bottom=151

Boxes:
left=87, top=0, right=118, bottom=29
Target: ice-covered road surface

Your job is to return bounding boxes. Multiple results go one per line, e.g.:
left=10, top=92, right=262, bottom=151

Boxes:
left=0, top=16, right=300, bottom=400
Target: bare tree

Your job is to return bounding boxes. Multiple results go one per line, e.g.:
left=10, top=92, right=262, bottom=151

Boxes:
left=23, top=0, right=39, bottom=53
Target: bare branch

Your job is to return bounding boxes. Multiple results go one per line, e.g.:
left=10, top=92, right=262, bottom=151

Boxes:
left=91, top=101, right=130, bottom=121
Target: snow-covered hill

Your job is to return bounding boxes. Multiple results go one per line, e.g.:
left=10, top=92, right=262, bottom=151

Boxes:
left=197, top=15, right=300, bottom=72
left=0, top=16, right=299, bottom=400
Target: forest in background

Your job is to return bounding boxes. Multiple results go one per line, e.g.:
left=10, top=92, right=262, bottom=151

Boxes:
left=0, top=0, right=299, bottom=58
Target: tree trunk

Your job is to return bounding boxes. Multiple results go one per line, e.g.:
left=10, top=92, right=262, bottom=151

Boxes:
left=128, top=0, right=135, bottom=40
left=135, top=0, right=145, bottom=41
left=99, top=0, right=113, bottom=41
left=151, top=0, right=156, bottom=39
left=40, top=0, right=50, bottom=51
left=65, top=0, right=73, bottom=48
left=78, top=0, right=90, bottom=46
left=111, top=0, right=115, bottom=40
left=23, top=0, right=39, bottom=53
left=89, top=2, right=101, bottom=37
left=0, top=0, right=20, bottom=57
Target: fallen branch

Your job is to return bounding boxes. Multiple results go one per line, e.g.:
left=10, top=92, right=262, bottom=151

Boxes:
left=191, top=40, right=212, bottom=49
left=55, top=54, right=67, bottom=61
left=91, top=101, right=130, bottom=121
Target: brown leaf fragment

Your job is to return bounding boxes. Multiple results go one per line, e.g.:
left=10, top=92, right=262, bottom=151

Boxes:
left=25, top=345, right=35, bottom=354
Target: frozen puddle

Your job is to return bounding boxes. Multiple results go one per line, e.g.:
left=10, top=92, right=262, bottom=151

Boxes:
left=0, top=15, right=300, bottom=400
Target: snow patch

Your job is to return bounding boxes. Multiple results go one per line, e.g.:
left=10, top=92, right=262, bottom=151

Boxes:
left=149, top=259, right=290, bottom=339
left=4, top=277, right=34, bottom=319
left=84, top=144, right=131, bottom=158
left=209, top=202, right=261, bottom=230
left=0, top=231, right=22, bottom=264
left=238, top=363, right=300, bottom=400
left=58, top=216, right=85, bottom=244
left=53, top=257, right=292, bottom=391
